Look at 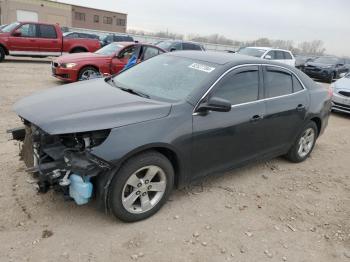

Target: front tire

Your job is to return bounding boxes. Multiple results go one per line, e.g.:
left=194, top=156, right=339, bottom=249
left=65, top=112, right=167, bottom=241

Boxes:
left=0, top=46, right=5, bottom=62
left=78, top=66, right=99, bottom=81
left=108, top=151, right=174, bottom=222
left=285, top=122, right=318, bottom=163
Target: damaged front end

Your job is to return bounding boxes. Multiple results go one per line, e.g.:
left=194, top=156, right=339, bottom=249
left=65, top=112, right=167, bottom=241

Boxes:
left=8, top=121, right=112, bottom=205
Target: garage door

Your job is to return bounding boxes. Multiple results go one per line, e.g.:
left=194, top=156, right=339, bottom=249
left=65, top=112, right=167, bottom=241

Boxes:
left=17, top=10, right=38, bottom=22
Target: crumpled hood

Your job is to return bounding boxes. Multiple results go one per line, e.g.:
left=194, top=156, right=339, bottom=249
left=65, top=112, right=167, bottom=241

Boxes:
left=14, top=78, right=172, bottom=135
left=306, top=62, right=334, bottom=68
left=334, top=77, right=350, bottom=90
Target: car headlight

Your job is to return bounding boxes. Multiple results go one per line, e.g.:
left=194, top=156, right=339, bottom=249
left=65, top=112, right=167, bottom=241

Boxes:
left=61, top=63, right=77, bottom=69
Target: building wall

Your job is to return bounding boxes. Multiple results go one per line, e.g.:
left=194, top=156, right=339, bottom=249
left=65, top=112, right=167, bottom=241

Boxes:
left=0, top=0, right=72, bottom=26
left=71, top=5, right=127, bottom=33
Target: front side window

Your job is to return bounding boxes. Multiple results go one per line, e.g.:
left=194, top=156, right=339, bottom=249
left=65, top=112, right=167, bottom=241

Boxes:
left=265, top=51, right=276, bottom=59
left=264, top=67, right=293, bottom=98
left=39, top=25, right=57, bottom=39
left=213, top=68, right=259, bottom=105
left=17, top=23, right=37, bottom=37
left=119, top=45, right=136, bottom=60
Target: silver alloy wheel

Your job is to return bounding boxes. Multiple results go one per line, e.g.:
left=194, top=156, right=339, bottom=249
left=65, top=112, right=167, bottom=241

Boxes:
left=121, top=165, right=167, bottom=214
left=79, top=69, right=98, bottom=81
left=297, top=128, right=315, bottom=158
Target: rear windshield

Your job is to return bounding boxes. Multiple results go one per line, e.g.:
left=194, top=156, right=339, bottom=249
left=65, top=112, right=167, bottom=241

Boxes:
left=0, top=22, right=20, bottom=32
left=238, top=47, right=266, bottom=58
left=95, top=43, right=123, bottom=56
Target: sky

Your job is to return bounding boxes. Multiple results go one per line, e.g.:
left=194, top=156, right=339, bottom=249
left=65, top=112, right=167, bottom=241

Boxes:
left=59, top=0, right=350, bottom=56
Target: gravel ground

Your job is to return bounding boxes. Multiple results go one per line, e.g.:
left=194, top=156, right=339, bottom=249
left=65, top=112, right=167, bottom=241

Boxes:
left=0, top=57, right=349, bottom=262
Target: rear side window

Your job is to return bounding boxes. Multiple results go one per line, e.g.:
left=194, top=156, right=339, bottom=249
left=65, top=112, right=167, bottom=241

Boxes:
left=142, top=47, right=160, bottom=61
left=264, top=67, right=293, bottom=98
left=292, top=76, right=304, bottom=92
left=39, top=25, right=57, bottom=39
left=183, top=43, right=202, bottom=51
left=213, top=69, right=259, bottom=105
left=284, top=52, right=293, bottom=59
left=275, top=51, right=284, bottom=60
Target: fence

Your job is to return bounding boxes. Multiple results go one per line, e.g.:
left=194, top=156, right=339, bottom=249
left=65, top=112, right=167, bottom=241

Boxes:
left=69, top=27, right=238, bottom=52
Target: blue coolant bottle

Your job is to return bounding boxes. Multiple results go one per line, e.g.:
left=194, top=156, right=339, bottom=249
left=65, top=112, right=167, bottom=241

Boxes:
left=69, top=174, right=93, bottom=205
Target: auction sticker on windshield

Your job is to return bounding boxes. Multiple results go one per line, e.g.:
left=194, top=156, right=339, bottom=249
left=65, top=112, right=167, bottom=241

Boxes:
left=189, top=63, right=215, bottom=73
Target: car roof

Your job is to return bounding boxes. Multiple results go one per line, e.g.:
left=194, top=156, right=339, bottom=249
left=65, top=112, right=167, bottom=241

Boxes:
left=244, top=46, right=292, bottom=53
left=166, top=51, right=265, bottom=65
left=161, top=40, right=202, bottom=45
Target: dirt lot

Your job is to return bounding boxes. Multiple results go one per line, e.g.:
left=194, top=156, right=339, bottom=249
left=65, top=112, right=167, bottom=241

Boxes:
left=0, top=57, right=349, bottom=262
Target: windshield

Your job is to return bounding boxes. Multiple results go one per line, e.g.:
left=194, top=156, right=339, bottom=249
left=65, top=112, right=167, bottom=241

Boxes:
left=156, top=41, right=173, bottom=50
left=314, top=57, right=339, bottom=64
left=113, top=55, right=218, bottom=101
left=237, top=47, right=266, bottom=58
left=95, top=43, right=123, bottom=56
left=0, top=22, right=20, bottom=32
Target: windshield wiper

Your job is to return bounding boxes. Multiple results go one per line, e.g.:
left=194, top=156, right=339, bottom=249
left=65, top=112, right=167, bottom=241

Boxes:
left=104, top=77, right=150, bottom=99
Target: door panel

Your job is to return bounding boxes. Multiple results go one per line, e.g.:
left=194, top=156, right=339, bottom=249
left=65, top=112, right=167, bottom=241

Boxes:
left=263, top=66, right=308, bottom=152
left=38, top=24, right=61, bottom=54
left=111, top=45, right=140, bottom=74
left=191, top=66, right=266, bottom=178
left=8, top=23, right=39, bottom=53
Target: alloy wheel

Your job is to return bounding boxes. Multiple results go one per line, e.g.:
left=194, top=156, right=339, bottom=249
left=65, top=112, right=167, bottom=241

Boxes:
left=79, top=69, right=98, bottom=81
left=121, top=165, right=167, bottom=214
left=297, top=128, right=315, bottom=158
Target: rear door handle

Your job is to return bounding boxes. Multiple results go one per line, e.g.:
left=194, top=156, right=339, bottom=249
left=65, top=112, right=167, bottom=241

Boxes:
left=250, top=114, right=263, bottom=122
left=296, top=104, right=305, bottom=111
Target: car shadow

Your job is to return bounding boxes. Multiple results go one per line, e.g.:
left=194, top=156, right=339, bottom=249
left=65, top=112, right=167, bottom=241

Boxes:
left=331, top=110, right=350, bottom=119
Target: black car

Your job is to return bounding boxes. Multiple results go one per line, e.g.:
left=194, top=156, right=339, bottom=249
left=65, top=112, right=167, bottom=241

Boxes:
left=10, top=52, right=331, bottom=222
left=295, top=56, right=317, bottom=71
left=156, top=40, right=205, bottom=52
left=100, top=34, right=134, bottom=47
left=304, top=56, right=349, bottom=83
left=63, top=31, right=100, bottom=40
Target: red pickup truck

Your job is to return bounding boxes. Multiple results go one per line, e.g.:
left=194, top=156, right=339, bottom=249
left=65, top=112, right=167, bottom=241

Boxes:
left=0, top=22, right=100, bottom=62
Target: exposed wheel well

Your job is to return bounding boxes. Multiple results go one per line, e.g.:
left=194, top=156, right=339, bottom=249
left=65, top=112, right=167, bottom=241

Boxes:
left=119, top=147, right=181, bottom=188
left=0, top=44, right=9, bottom=55
left=310, top=117, right=321, bottom=136
left=78, top=65, right=100, bottom=75
left=70, top=47, right=88, bottom=53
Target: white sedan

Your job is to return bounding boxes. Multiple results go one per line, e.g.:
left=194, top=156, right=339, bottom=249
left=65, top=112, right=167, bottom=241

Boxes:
left=332, top=72, right=350, bottom=114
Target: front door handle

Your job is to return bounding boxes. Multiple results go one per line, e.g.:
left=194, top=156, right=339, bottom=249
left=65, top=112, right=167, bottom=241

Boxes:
left=296, top=104, right=305, bottom=111
left=250, top=114, right=263, bottom=122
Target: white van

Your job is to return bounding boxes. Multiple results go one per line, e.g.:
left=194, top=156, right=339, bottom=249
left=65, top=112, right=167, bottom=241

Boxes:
left=238, top=47, right=296, bottom=67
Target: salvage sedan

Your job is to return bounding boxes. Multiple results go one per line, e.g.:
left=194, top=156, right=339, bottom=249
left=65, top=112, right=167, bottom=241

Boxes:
left=10, top=51, right=332, bottom=222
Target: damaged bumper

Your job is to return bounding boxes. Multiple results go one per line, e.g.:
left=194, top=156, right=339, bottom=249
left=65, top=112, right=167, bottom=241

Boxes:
left=8, top=123, right=112, bottom=205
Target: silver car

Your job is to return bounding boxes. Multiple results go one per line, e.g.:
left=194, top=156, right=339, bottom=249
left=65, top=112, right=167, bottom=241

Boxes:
left=332, top=72, right=350, bottom=114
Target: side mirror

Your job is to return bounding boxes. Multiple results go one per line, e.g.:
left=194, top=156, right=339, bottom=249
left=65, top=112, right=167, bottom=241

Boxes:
left=12, top=30, right=21, bottom=37
left=264, top=54, right=272, bottom=60
left=170, top=48, right=176, bottom=52
left=197, top=97, right=231, bottom=113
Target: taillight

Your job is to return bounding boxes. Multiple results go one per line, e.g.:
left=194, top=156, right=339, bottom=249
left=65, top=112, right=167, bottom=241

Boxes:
left=328, top=84, right=334, bottom=97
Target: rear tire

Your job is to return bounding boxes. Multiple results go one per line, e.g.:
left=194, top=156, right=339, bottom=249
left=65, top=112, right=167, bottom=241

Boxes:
left=108, top=151, right=174, bottom=222
left=285, top=122, right=318, bottom=163
left=0, top=46, right=5, bottom=62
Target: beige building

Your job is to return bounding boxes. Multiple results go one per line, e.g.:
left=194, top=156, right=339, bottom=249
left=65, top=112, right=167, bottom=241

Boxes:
left=0, top=0, right=127, bottom=33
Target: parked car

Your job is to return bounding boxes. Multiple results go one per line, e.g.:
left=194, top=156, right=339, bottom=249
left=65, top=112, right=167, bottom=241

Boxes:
left=51, top=42, right=165, bottom=82
left=155, top=40, right=205, bottom=52
left=237, top=47, right=296, bottom=67
left=10, top=52, right=331, bottom=222
left=100, top=34, right=134, bottom=47
left=303, top=56, right=349, bottom=83
left=0, top=22, right=101, bottom=62
left=295, top=55, right=317, bottom=71
left=63, top=31, right=100, bottom=40
left=331, top=72, right=350, bottom=114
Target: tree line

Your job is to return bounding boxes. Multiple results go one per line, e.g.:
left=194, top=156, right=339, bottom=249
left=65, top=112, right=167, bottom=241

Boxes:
left=128, top=29, right=326, bottom=56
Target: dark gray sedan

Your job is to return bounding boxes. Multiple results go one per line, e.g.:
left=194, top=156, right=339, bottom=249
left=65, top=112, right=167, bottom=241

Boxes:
left=10, top=51, right=331, bottom=222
